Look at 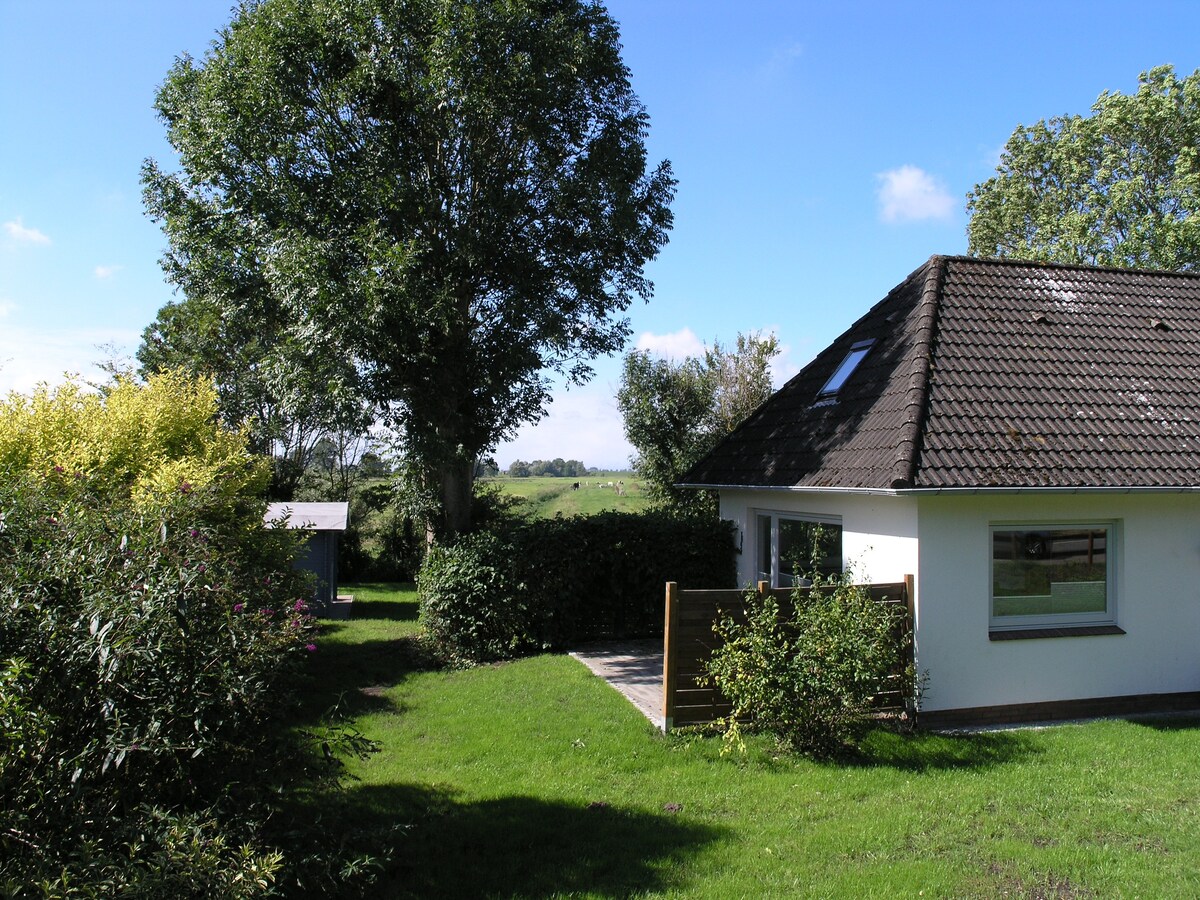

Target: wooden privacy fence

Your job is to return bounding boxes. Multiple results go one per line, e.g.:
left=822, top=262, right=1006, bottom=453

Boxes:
left=662, top=576, right=914, bottom=731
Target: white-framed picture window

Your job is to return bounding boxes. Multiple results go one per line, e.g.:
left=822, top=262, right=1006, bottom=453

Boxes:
left=755, top=511, right=843, bottom=587
left=990, top=522, right=1117, bottom=630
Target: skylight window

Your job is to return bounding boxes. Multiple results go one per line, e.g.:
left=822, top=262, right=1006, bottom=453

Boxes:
left=818, top=339, right=874, bottom=397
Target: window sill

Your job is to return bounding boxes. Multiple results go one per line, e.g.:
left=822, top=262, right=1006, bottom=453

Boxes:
left=989, top=624, right=1125, bottom=641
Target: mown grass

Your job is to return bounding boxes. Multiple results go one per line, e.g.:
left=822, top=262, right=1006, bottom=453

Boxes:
left=481, top=473, right=651, bottom=518
left=307, top=585, right=1200, bottom=898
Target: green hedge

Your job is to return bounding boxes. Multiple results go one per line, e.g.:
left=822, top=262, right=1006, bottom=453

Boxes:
left=419, top=511, right=736, bottom=663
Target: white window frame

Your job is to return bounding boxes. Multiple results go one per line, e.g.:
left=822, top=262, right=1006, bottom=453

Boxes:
left=988, top=520, right=1119, bottom=631
left=754, top=510, right=843, bottom=588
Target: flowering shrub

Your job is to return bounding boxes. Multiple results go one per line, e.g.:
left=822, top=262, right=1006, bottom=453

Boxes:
left=0, top=474, right=319, bottom=890
left=0, top=375, right=376, bottom=894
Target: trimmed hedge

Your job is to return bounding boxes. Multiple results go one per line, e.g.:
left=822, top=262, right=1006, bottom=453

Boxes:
left=419, top=511, right=736, bottom=663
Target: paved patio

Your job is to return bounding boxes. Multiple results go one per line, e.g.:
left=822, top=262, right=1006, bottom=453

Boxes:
left=569, top=639, right=665, bottom=731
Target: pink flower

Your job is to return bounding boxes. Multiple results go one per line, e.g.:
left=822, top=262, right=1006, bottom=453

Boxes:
left=293, top=599, right=307, bottom=612
left=305, top=644, right=317, bottom=653
left=233, top=603, right=244, bottom=613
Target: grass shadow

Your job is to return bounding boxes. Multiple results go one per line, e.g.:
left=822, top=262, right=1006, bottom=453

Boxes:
left=294, top=632, right=440, bottom=724
left=846, top=726, right=1043, bottom=772
left=318, top=783, right=724, bottom=899
left=343, top=582, right=420, bottom=621
left=351, top=599, right=420, bottom=621
left=1122, top=713, right=1200, bottom=732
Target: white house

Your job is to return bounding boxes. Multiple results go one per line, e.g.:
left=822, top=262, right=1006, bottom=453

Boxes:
left=681, top=255, right=1200, bottom=726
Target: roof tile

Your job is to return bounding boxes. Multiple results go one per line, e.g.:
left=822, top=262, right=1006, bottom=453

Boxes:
left=682, top=256, right=1200, bottom=490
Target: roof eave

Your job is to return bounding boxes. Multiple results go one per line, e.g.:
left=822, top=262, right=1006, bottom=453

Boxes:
left=685, top=483, right=1200, bottom=496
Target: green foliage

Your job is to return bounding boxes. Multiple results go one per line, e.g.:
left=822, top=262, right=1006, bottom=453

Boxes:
left=618, top=332, right=778, bottom=514
left=706, top=577, right=912, bottom=758
left=505, top=458, right=590, bottom=478
left=0, top=379, right=377, bottom=894
left=142, top=0, right=675, bottom=537
left=968, top=65, right=1200, bottom=270
left=0, top=370, right=264, bottom=507
left=137, top=282, right=373, bottom=501
left=419, top=511, right=736, bottom=663
left=419, top=533, right=539, bottom=664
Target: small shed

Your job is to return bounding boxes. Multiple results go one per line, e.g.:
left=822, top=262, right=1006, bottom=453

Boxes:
left=264, top=502, right=350, bottom=617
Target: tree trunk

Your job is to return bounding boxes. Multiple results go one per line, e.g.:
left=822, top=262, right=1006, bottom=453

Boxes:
left=425, top=454, right=476, bottom=546
left=441, top=458, right=475, bottom=536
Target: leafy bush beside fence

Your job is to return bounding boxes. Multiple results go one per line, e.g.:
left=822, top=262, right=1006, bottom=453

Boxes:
left=419, top=511, right=737, bottom=663
left=706, top=577, right=914, bottom=758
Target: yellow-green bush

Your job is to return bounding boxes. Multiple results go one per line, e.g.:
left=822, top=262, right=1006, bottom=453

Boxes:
left=0, top=372, right=378, bottom=893
left=0, top=370, right=265, bottom=505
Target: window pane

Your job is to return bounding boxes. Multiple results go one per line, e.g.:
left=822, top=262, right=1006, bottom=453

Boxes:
left=992, top=528, right=1107, bottom=618
left=778, top=519, right=842, bottom=584
left=756, top=515, right=772, bottom=584
left=819, top=342, right=874, bottom=396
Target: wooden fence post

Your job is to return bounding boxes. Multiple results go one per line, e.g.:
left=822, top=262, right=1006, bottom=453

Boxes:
left=662, top=581, right=679, bottom=731
left=904, top=573, right=916, bottom=665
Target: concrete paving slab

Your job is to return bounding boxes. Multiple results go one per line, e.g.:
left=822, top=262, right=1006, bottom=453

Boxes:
left=570, top=639, right=665, bottom=731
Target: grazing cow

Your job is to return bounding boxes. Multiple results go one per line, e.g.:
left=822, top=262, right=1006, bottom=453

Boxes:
left=571, top=482, right=579, bottom=490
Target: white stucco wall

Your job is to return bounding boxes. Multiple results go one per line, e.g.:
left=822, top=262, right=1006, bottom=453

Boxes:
left=718, top=490, right=919, bottom=588
left=915, top=492, right=1200, bottom=713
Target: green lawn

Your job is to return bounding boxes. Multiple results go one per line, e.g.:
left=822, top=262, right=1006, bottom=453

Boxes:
left=309, top=584, right=1200, bottom=898
left=481, top=473, right=651, bottom=517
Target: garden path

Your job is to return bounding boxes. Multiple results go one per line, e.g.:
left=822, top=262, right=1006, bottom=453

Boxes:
left=569, top=639, right=664, bottom=731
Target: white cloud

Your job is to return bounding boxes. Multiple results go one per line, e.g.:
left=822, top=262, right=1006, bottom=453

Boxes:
left=2, top=218, right=51, bottom=246
left=634, top=327, right=705, bottom=361
left=0, top=324, right=139, bottom=396
left=0, top=298, right=15, bottom=319
left=495, top=384, right=633, bottom=471
left=94, top=264, right=123, bottom=280
left=753, top=325, right=806, bottom=388
left=876, top=165, right=955, bottom=223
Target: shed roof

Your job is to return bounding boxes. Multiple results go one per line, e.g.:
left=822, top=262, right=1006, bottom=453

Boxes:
left=264, top=502, right=349, bottom=531
left=682, top=255, right=1200, bottom=491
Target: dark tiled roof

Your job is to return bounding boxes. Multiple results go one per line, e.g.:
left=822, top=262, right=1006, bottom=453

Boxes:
left=682, top=255, right=1200, bottom=490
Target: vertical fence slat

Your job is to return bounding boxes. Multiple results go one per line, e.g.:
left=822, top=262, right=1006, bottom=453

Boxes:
left=904, top=573, right=916, bottom=672
left=662, top=576, right=915, bottom=729
left=662, top=581, right=679, bottom=730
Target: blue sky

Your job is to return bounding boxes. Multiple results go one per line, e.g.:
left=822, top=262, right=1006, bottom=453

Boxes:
left=4, top=1, right=1200, bottom=468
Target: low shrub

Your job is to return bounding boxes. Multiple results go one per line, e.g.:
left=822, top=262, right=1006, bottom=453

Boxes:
left=705, top=576, right=912, bottom=758
left=0, top=375, right=378, bottom=895
left=0, top=475, right=328, bottom=891
left=418, top=532, right=545, bottom=664
left=418, top=511, right=736, bottom=663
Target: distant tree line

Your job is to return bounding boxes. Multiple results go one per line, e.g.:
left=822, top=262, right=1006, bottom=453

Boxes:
left=505, top=458, right=591, bottom=478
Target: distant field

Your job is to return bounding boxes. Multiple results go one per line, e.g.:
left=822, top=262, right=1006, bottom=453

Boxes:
left=481, top=473, right=650, bottom=517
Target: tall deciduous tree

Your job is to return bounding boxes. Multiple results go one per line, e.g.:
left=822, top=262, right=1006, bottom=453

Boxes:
left=142, top=0, right=674, bottom=538
left=618, top=332, right=778, bottom=514
left=137, top=292, right=372, bottom=499
left=968, top=66, right=1200, bottom=270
